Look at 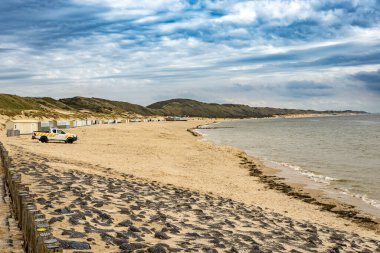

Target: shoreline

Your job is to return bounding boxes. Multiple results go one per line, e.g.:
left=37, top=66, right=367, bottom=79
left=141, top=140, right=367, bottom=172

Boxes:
left=190, top=120, right=380, bottom=232
left=1, top=120, right=379, bottom=241
left=4, top=144, right=380, bottom=252
left=274, top=112, right=369, bottom=119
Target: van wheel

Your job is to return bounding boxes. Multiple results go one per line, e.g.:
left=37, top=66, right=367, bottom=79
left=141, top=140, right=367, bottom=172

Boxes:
left=40, top=136, right=48, bottom=143
left=67, top=138, right=74, bottom=144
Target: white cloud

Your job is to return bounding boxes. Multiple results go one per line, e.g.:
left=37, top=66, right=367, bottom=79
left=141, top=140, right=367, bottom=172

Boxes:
left=72, top=0, right=188, bottom=19
left=0, top=0, right=379, bottom=111
left=216, top=3, right=257, bottom=23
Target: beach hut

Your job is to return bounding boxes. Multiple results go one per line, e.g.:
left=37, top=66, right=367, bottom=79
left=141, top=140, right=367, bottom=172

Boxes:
left=72, top=119, right=86, bottom=127
left=72, top=120, right=79, bottom=127
left=57, top=121, right=70, bottom=129
left=165, top=116, right=188, bottom=121
left=147, top=118, right=160, bottom=122
left=41, top=120, right=57, bottom=131
left=86, top=120, right=92, bottom=126
left=129, top=119, right=142, bottom=123
left=41, top=122, right=50, bottom=131
left=80, top=120, right=87, bottom=126
left=5, top=120, right=41, bottom=135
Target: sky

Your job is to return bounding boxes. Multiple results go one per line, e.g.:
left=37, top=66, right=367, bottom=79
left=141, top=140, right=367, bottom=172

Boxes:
left=0, top=0, right=379, bottom=112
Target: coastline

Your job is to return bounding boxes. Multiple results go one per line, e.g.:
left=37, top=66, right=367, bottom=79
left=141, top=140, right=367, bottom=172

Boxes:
left=191, top=119, right=380, bottom=230
left=274, top=112, right=369, bottom=119
left=1, top=119, right=379, bottom=242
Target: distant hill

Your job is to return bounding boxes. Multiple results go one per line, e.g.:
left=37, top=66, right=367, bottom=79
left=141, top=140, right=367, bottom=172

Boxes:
left=148, top=98, right=333, bottom=118
left=0, top=93, right=366, bottom=118
left=59, top=97, right=155, bottom=116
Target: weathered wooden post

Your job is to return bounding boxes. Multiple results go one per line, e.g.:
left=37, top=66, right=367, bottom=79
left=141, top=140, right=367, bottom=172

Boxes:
left=0, top=142, right=64, bottom=253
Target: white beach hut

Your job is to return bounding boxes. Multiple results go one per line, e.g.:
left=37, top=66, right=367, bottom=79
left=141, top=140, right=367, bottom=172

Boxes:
left=41, top=122, right=50, bottom=131
left=80, top=120, right=87, bottom=126
left=57, top=121, right=70, bottom=129
left=165, top=116, right=188, bottom=121
left=129, top=119, right=142, bottom=123
left=72, top=119, right=86, bottom=127
left=41, top=120, right=58, bottom=131
left=5, top=120, right=41, bottom=135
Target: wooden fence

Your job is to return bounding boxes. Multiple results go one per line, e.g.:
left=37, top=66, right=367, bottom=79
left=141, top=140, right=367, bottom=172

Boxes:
left=0, top=142, right=63, bottom=253
left=6, top=130, right=21, bottom=137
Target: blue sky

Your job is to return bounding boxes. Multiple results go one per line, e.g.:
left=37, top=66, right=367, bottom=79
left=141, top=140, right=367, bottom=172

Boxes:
left=0, top=0, right=379, bottom=112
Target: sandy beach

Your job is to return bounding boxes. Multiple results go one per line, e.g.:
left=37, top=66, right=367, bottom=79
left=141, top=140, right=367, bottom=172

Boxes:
left=1, top=120, right=379, bottom=252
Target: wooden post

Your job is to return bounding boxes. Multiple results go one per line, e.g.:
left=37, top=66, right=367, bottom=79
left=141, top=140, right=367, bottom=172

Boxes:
left=0, top=142, right=63, bottom=252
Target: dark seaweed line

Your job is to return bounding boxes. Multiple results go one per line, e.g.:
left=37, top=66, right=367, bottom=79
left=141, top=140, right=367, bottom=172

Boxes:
left=188, top=125, right=378, bottom=228
left=239, top=154, right=378, bottom=229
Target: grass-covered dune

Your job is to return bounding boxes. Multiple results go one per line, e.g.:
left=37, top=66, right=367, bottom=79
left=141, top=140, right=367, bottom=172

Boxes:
left=0, top=93, right=366, bottom=118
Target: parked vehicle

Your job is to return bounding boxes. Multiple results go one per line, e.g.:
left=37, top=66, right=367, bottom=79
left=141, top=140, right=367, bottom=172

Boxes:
left=32, top=128, right=78, bottom=144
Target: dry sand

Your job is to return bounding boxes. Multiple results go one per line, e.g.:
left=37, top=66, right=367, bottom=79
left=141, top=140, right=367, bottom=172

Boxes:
left=0, top=120, right=379, bottom=252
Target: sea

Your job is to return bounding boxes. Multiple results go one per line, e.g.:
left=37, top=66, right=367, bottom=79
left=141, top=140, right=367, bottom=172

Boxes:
left=196, top=114, right=380, bottom=217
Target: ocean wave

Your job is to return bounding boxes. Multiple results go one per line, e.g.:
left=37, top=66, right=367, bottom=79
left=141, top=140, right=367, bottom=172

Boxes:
left=359, top=195, right=380, bottom=209
left=340, top=189, right=380, bottom=209
left=193, top=129, right=207, bottom=136
left=197, top=125, right=212, bottom=129
left=270, top=160, right=380, bottom=210
left=270, top=161, right=337, bottom=184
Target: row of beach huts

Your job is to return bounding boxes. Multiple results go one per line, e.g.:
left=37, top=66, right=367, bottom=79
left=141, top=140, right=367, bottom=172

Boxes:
left=5, top=116, right=187, bottom=136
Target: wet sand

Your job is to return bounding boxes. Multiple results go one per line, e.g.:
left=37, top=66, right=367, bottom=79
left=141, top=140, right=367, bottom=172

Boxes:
left=1, top=120, right=380, bottom=252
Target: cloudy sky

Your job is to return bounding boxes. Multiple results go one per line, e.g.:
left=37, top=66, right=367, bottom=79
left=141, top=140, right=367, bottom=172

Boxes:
left=0, top=0, right=379, bottom=112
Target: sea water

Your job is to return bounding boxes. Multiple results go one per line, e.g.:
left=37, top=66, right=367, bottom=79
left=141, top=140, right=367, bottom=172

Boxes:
left=197, top=114, right=380, bottom=217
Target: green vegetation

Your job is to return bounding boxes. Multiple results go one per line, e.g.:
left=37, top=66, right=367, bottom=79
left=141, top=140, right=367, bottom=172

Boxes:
left=59, top=97, right=155, bottom=116
left=0, top=94, right=40, bottom=109
left=0, top=94, right=41, bottom=116
left=0, top=94, right=366, bottom=119
left=149, top=99, right=332, bottom=118
left=32, top=97, right=74, bottom=110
